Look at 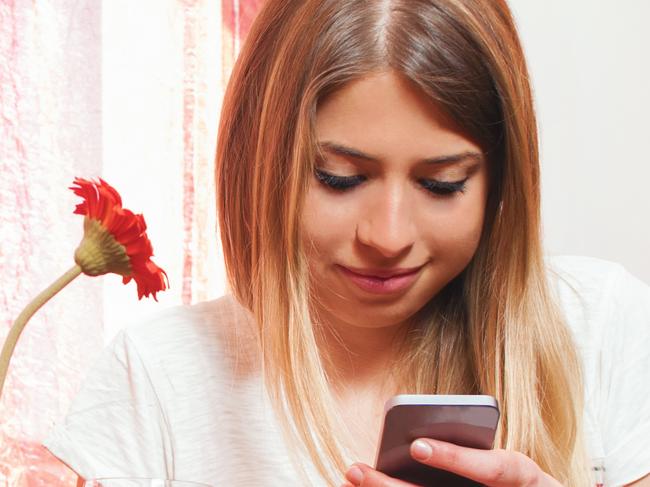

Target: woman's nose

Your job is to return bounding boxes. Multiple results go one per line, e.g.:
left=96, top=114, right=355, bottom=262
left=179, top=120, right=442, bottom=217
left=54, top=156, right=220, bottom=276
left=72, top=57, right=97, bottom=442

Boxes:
left=356, top=185, right=417, bottom=258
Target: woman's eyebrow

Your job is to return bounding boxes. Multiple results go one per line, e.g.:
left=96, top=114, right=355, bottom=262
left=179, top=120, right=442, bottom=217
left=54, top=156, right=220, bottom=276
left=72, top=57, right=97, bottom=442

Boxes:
left=317, top=141, right=484, bottom=165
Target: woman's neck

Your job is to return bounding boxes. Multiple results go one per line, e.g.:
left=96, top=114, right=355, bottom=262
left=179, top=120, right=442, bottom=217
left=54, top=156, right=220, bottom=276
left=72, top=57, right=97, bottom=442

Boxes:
left=313, top=307, right=410, bottom=398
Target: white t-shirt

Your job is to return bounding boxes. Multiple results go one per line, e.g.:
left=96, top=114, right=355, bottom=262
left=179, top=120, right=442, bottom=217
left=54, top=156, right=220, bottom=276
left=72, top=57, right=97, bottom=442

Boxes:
left=43, top=256, right=650, bottom=486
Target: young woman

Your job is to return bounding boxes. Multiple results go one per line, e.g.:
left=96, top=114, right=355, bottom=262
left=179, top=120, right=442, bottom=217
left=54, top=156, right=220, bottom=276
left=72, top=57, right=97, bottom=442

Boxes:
left=44, top=1, right=650, bottom=486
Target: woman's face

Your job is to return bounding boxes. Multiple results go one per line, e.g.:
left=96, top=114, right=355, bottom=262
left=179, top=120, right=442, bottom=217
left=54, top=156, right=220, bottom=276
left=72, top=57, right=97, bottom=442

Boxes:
left=302, top=70, right=489, bottom=330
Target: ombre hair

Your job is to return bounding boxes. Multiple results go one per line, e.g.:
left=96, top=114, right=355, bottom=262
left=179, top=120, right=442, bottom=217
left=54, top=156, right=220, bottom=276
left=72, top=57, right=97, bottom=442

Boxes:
left=215, top=0, right=591, bottom=485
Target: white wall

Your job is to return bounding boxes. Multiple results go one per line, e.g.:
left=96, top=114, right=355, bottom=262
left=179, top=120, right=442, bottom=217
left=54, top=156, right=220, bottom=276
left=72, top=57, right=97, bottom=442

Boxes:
left=101, top=0, right=224, bottom=342
left=509, top=1, right=650, bottom=284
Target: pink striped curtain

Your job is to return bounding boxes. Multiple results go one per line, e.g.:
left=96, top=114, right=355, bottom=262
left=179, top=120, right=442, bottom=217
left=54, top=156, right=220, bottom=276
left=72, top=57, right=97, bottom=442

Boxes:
left=0, top=0, right=264, bottom=485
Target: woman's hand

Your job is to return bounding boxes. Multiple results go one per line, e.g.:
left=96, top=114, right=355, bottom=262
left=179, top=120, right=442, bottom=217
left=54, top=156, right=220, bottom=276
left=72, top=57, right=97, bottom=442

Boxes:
left=341, top=438, right=563, bottom=487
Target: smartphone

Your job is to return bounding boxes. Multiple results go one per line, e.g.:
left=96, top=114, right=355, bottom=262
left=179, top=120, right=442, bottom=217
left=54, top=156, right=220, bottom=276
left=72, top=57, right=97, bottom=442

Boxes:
left=374, top=394, right=500, bottom=487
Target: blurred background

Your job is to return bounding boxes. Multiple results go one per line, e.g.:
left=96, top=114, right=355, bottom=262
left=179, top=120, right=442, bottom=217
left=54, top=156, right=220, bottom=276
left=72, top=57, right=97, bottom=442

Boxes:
left=0, top=0, right=648, bottom=485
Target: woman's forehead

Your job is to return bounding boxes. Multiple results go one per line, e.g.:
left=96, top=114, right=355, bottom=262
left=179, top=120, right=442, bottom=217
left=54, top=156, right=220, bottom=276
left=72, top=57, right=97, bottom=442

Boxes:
left=314, top=71, right=483, bottom=164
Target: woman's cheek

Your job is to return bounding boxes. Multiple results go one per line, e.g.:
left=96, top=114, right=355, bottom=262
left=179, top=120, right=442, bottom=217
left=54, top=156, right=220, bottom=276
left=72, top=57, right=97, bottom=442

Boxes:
left=419, top=198, right=486, bottom=263
left=301, top=191, right=355, bottom=254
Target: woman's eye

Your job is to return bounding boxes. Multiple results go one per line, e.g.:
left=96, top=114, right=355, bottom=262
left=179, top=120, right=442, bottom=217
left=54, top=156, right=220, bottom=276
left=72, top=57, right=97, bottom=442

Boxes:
left=419, top=177, right=468, bottom=196
left=314, top=169, right=365, bottom=191
left=314, top=169, right=468, bottom=196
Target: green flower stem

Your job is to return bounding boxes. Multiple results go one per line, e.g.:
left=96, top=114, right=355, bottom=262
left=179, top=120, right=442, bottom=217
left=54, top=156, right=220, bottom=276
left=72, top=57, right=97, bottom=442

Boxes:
left=0, top=264, right=83, bottom=399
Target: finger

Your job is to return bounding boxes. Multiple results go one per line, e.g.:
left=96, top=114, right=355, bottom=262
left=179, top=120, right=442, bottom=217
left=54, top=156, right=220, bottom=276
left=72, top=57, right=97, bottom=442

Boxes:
left=344, top=462, right=418, bottom=487
left=409, top=439, right=554, bottom=487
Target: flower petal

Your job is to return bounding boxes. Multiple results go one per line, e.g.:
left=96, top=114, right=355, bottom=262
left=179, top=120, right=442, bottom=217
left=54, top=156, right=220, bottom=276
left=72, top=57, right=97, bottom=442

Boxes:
left=71, top=177, right=169, bottom=300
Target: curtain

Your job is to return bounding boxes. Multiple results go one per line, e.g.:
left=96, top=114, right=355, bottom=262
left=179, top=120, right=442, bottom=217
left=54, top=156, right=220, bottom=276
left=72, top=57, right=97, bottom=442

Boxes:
left=0, top=0, right=264, bottom=484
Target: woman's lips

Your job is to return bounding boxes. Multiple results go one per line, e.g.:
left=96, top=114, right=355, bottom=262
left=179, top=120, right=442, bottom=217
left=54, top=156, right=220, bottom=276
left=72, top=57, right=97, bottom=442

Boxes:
left=337, top=264, right=423, bottom=294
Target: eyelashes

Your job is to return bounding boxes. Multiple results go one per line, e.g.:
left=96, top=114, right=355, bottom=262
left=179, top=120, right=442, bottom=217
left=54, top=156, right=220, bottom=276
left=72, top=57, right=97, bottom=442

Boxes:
left=418, top=177, right=468, bottom=195
left=314, top=170, right=366, bottom=190
left=314, top=169, right=468, bottom=196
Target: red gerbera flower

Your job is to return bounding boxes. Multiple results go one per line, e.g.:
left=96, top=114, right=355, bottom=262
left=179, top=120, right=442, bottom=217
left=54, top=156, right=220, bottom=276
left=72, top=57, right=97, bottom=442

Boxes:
left=70, top=177, right=169, bottom=300
left=0, top=178, right=170, bottom=401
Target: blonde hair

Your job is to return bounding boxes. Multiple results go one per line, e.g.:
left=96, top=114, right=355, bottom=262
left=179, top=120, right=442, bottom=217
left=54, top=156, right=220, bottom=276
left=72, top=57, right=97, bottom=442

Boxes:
left=215, top=0, right=590, bottom=485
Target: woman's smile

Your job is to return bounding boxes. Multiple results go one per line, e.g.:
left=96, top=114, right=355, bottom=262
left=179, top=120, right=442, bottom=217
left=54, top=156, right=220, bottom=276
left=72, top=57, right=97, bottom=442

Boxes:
left=336, top=263, right=426, bottom=295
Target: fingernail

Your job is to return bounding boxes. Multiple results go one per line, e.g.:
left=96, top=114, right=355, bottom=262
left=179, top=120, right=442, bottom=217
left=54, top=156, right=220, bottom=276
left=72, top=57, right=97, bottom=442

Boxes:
left=411, top=439, right=433, bottom=460
left=345, top=465, right=364, bottom=484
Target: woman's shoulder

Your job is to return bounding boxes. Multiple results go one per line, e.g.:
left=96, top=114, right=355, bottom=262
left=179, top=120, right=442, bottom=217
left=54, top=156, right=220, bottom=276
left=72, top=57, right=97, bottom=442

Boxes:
left=546, top=259, right=650, bottom=485
left=545, top=254, right=650, bottom=350
left=124, top=294, right=257, bottom=346
left=545, top=255, right=647, bottom=314
left=42, top=295, right=265, bottom=481
left=546, top=254, right=628, bottom=289
left=122, top=294, right=262, bottom=387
